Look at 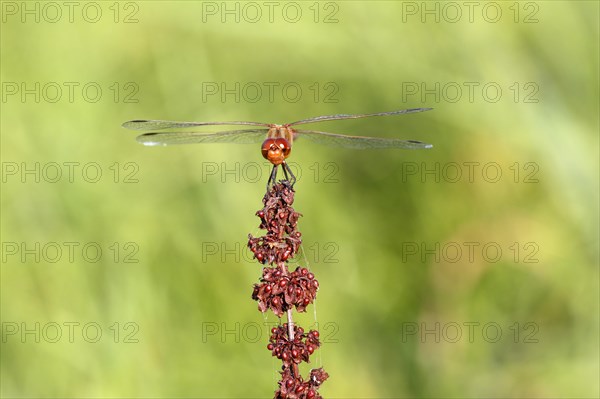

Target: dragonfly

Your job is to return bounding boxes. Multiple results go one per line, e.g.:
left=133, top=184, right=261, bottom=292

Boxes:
left=122, top=108, right=433, bottom=187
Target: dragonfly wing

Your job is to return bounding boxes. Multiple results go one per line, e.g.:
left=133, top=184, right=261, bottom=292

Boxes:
left=288, top=108, right=432, bottom=126
left=136, top=129, right=269, bottom=146
left=294, top=129, right=433, bottom=149
left=123, top=120, right=271, bottom=131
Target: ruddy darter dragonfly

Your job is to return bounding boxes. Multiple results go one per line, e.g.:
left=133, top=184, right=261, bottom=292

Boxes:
left=123, top=108, right=433, bottom=187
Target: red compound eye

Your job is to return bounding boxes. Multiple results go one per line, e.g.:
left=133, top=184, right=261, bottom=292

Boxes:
left=261, top=138, right=291, bottom=165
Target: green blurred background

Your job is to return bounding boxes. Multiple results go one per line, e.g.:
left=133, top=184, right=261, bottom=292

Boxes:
left=1, top=1, right=598, bottom=397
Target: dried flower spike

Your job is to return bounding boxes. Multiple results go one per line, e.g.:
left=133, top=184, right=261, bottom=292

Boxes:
left=248, top=182, right=328, bottom=397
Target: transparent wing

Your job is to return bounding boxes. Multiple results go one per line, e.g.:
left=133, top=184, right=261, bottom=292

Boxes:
left=123, top=119, right=271, bottom=131
left=136, top=129, right=269, bottom=146
left=288, top=108, right=432, bottom=126
left=294, top=129, right=432, bottom=149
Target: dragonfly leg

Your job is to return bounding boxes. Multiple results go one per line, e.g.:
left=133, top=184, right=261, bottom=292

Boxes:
left=267, top=165, right=279, bottom=190
left=282, top=162, right=296, bottom=187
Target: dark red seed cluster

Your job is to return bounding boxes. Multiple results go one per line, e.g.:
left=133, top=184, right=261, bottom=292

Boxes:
left=248, top=233, right=301, bottom=265
left=275, top=367, right=329, bottom=399
left=248, top=182, right=302, bottom=265
left=252, top=266, right=319, bottom=317
left=267, top=324, right=321, bottom=367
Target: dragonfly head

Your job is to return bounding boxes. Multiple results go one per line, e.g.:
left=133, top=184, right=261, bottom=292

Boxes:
left=261, top=137, right=291, bottom=165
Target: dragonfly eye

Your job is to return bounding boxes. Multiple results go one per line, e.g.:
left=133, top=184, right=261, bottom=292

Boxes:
left=261, top=138, right=291, bottom=165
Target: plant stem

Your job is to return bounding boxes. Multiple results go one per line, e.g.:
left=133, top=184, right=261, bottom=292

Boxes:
left=287, top=308, right=295, bottom=341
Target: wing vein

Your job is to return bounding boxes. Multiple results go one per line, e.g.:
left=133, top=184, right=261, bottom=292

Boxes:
left=123, top=120, right=271, bottom=131
left=136, top=129, right=269, bottom=146
left=294, top=129, right=432, bottom=149
left=288, top=108, right=432, bottom=126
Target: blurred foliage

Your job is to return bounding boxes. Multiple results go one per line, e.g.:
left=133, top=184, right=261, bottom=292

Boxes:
left=1, top=1, right=598, bottom=398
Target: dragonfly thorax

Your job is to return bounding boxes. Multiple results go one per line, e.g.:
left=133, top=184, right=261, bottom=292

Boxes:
left=267, top=125, right=295, bottom=144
